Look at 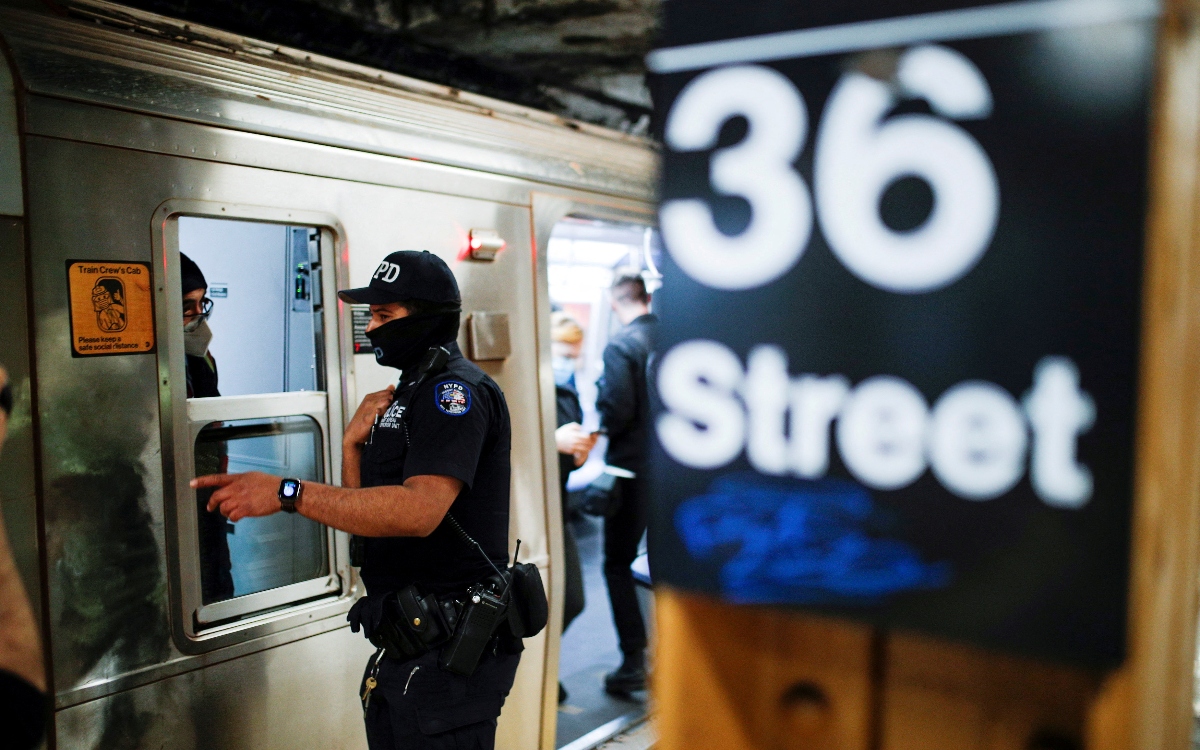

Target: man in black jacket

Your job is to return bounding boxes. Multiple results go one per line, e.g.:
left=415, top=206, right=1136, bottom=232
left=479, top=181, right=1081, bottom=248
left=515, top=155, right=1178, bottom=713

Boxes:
left=595, top=272, right=657, bottom=695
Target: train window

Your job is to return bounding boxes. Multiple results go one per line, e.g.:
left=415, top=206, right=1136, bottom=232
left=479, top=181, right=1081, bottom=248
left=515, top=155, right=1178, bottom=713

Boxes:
left=164, top=214, right=347, bottom=640
left=179, top=218, right=324, bottom=397
left=193, top=416, right=331, bottom=620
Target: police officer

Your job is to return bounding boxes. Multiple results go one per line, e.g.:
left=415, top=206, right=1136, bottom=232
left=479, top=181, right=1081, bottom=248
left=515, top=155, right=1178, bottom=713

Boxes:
left=192, top=250, right=518, bottom=749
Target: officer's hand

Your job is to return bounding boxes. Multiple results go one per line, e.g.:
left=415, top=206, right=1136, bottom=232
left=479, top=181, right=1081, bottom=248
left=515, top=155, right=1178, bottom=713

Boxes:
left=345, top=386, right=397, bottom=447
left=192, top=472, right=283, bottom=522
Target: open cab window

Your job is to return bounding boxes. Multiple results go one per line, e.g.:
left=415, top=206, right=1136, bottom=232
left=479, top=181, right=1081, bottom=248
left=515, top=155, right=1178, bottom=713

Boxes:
left=156, top=210, right=352, bottom=652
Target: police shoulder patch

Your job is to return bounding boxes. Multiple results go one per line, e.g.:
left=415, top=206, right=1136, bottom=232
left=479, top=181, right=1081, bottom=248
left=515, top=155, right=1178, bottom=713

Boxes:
left=435, top=380, right=472, bottom=416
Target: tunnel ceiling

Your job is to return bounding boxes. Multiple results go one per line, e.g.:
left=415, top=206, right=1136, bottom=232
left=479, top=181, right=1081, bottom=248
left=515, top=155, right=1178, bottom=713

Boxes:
left=87, top=0, right=659, bottom=133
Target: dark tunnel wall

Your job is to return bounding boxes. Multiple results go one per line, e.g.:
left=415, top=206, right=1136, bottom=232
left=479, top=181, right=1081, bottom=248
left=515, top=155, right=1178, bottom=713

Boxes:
left=87, top=0, right=658, bottom=131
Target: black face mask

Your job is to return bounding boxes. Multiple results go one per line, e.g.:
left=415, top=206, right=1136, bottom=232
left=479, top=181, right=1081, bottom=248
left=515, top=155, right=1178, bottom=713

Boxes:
left=366, top=310, right=461, bottom=373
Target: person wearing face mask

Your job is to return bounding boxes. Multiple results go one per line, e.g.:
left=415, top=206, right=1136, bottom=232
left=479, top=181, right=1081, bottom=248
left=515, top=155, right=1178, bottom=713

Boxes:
left=180, top=253, right=234, bottom=602
left=550, top=311, right=596, bottom=704
left=191, top=251, right=523, bottom=750
left=181, top=253, right=219, bottom=399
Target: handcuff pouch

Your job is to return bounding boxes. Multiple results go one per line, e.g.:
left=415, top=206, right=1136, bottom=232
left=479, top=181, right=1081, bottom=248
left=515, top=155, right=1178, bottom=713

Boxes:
left=395, top=585, right=450, bottom=647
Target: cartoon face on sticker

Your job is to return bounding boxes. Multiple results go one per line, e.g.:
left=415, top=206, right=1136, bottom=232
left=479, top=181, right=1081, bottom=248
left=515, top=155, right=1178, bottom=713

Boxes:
left=91, top=277, right=128, bottom=333
left=436, top=381, right=471, bottom=416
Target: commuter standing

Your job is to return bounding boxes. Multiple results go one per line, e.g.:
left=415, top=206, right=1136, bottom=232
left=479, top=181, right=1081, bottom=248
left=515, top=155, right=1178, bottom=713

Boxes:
left=180, top=253, right=235, bottom=603
left=551, top=311, right=596, bottom=702
left=192, top=250, right=520, bottom=749
left=595, top=272, right=657, bottom=696
left=0, top=365, right=48, bottom=750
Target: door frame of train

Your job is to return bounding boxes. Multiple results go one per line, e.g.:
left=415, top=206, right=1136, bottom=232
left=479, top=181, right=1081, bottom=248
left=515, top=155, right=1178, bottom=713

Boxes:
left=530, top=192, right=656, bottom=748
left=150, top=198, right=357, bottom=655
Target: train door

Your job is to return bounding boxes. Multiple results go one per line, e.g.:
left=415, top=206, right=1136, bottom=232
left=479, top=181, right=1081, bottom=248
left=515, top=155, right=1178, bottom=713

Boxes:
left=540, top=213, right=663, bottom=749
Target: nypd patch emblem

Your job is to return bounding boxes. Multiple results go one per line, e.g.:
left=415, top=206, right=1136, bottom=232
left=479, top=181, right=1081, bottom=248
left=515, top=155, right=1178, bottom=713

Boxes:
left=436, top=381, right=471, bottom=416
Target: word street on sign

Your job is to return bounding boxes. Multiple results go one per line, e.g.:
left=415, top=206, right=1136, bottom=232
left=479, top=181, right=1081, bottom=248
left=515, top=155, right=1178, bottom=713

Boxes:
left=648, top=0, right=1158, bottom=667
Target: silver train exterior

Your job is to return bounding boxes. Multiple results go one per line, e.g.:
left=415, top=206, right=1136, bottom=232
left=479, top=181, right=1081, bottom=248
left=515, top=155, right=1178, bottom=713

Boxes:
left=0, top=1, right=657, bottom=747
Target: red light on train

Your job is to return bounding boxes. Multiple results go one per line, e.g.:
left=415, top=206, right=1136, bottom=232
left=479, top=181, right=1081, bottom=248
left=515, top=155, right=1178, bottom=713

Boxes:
left=466, top=229, right=505, bottom=261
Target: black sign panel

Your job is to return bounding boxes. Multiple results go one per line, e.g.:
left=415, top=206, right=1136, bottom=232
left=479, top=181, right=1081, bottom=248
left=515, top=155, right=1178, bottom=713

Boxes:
left=648, top=0, right=1157, bottom=667
left=351, top=305, right=374, bottom=354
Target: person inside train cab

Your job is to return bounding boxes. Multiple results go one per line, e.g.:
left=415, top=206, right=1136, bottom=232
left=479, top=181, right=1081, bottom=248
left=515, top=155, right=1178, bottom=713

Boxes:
left=595, top=271, right=657, bottom=696
left=181, top=253, right=219, bottom=399
left=0, top=365, right=48, bottom=750
left=551, top=311, right=596, bottom=703
left=181, top=253, right=235, bottom=603
left=191, top=250, right=521, bottom=749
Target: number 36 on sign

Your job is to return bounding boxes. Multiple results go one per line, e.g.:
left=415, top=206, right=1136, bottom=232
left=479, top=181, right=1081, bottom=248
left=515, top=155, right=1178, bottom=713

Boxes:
left=662, top=44, right=998, bottom=294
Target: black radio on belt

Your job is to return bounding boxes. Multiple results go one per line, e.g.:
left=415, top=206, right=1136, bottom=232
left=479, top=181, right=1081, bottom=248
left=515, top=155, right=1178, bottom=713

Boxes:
left=438, top=583, right=506, bottom=676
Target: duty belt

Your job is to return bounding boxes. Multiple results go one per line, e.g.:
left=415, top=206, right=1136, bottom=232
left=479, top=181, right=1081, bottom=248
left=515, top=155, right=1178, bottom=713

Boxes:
left=348, top=570, right=515, bottom=678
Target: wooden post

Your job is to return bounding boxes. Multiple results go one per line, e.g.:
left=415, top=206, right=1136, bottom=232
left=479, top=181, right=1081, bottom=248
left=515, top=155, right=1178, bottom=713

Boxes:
left=1089, top=1, right=1200, bottom=748
left=882, top=634, right=1098, bottom=750
left=655, top=588, right=874, bottom=750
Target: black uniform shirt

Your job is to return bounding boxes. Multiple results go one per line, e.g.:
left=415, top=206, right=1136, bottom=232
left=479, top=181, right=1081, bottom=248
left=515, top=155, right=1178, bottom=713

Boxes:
left=359, top=342, right=512, bottom=596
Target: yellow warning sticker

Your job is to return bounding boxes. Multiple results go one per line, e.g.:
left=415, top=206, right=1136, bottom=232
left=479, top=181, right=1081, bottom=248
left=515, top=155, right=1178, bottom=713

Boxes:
left=66, top=260, right=156, bottom=357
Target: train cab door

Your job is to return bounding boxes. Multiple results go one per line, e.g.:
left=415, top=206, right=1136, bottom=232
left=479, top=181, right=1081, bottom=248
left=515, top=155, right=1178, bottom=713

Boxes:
left=158, top=212, right=353, bottom=646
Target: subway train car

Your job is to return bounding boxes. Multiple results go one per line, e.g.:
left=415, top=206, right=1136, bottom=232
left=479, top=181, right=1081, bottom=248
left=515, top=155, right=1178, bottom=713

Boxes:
left=0, top=0, right=657, bottom=747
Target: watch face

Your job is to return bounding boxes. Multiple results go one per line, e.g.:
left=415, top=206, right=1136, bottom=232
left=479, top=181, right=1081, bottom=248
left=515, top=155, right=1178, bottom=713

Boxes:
left=282, top=480, right=300, bottom=498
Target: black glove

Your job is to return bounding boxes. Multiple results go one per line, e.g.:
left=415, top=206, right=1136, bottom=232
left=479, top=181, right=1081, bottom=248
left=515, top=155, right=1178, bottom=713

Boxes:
left=347, top=594, right=387, bottom=641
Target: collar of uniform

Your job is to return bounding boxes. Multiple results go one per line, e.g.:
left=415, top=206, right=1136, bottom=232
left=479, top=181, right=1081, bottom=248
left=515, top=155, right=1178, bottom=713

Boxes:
left=443, top=340, right=465, bottom=362
left=397, top=341, right=464, bottom=387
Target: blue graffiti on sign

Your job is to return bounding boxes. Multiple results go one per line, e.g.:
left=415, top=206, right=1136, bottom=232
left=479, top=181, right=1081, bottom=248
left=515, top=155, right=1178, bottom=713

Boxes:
left=674, top=475, right=951, bottom=605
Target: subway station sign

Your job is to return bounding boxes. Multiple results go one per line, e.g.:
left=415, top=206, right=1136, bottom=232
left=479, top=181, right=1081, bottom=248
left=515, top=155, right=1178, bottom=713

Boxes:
left=647, top=0, right=1158, bottom=667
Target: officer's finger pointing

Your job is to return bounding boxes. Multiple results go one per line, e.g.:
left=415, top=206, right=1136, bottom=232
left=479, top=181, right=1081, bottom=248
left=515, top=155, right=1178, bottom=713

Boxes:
left=191, top=473, right=238, bottom=490
left=206, top=476, right=246, bottom=511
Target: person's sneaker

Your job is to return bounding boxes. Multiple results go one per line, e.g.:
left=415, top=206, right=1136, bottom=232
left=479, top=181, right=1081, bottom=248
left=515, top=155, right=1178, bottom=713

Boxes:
left=558, top=682, right=568, bottom=704
left=603, top=663, right=647, bottom=696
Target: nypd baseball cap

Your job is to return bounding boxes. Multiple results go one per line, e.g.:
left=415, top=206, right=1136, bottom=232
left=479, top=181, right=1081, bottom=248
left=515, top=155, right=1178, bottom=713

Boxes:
left=337, top=250, right=461, bottom=306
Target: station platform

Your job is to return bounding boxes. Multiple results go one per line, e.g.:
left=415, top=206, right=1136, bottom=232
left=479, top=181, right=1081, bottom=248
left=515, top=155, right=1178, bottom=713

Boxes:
left=556, top=512, right=651, bottom=748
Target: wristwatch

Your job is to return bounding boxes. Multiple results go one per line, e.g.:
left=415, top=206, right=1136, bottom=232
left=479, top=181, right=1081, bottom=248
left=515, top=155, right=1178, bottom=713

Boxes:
left=278, top=478, right=303, bottom=513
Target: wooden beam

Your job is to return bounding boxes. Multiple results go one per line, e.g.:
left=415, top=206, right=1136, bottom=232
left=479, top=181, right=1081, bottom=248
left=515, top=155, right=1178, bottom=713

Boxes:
left=1089, top=2, right=1200, bottom=748
left=655, top=588, right=874, bottom=750
left=883, top=632, right=1098, bottom=750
